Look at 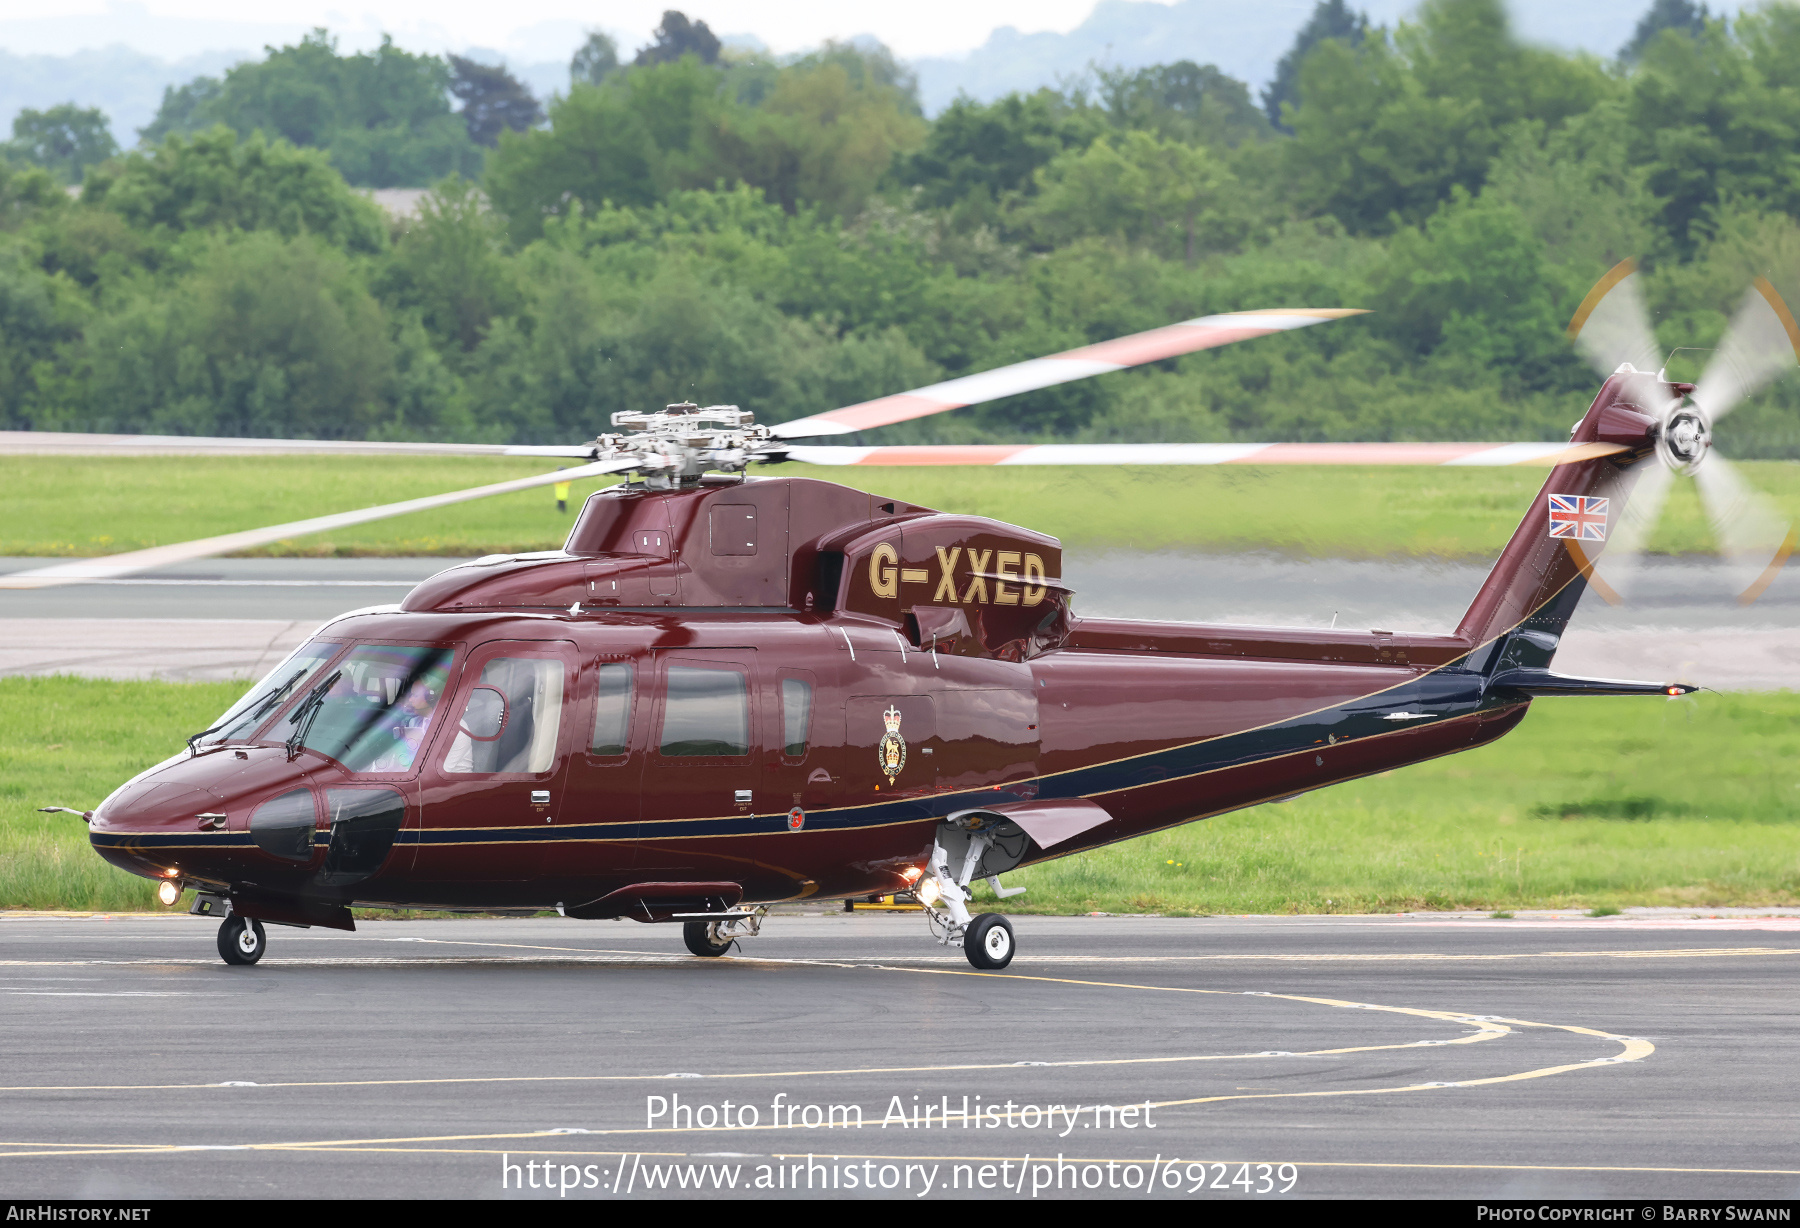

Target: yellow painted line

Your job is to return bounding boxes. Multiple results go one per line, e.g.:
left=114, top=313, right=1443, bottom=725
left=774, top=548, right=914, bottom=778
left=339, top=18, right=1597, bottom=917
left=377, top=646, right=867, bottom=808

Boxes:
left=0, top=1024, right=1509, bottom=1094
left=0, top=961, right=1642, bottom=1139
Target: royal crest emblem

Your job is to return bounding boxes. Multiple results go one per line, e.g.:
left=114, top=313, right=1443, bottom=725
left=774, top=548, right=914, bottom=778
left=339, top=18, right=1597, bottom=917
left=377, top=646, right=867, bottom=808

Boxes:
left=876, top=704, right=907, bottom=783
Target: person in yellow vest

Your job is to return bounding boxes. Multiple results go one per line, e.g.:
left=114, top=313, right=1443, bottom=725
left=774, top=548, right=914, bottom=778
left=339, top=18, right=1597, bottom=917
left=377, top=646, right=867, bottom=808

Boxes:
left=554, top=478, right=571, bottom=514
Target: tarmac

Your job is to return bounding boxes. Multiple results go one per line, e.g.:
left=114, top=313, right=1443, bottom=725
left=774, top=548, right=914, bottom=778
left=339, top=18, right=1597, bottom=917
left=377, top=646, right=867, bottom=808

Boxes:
left=2, top=911, right=1799, bottom=1200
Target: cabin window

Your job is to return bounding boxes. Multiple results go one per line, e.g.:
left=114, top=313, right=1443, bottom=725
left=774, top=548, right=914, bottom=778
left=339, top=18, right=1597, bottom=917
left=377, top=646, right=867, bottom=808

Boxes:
left=443, top=657, right=564, bottom=774
left=781, top=677, right=812, bottom=757
left=660, top=666, right=749, bottom=757
left=249, top=789, right=316, bottom=862
left=590, top=662, right=633, bottom=756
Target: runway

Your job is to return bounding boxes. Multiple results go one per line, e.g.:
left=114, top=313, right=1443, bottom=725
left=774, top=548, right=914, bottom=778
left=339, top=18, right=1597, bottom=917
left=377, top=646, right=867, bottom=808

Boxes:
left=3, top=913, right=1798, bottom=1200
left=2, top=553, right=1796, bottom=688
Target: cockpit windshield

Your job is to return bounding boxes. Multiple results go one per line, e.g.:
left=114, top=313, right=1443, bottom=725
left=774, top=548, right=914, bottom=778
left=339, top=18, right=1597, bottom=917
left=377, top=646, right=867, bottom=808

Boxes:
left=290, top=644, right=456, bottom=773
left=194, top=640, right=342, bottom=749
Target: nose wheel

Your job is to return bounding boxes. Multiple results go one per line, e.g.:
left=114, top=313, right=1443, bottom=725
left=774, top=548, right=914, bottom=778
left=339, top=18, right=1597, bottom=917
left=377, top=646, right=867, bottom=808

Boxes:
left=217, top=916, right=266, bottom=965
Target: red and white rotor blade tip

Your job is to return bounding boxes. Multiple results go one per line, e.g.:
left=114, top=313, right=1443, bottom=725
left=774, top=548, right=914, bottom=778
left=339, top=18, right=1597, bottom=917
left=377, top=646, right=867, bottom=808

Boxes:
left=776, top=441, right=1628, bottom=467
left=767, top=308, right=1367, bottom=440
left=0, top=458, right=634, bottom=590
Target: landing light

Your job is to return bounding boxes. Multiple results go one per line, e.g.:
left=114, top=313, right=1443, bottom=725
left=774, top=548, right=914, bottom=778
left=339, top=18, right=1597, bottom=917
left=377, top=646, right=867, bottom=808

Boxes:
left=915, top=877, right=942, bottom=907
left=156, top=879, right=181, bottom=907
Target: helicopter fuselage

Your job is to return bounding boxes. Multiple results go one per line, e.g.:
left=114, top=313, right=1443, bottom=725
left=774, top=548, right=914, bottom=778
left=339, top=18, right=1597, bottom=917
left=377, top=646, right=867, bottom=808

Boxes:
left=85, top=383, right=1661, bottom=934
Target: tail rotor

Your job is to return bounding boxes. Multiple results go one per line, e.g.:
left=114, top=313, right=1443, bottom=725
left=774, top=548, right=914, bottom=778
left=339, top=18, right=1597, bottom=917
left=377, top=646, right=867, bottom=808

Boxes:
left=1567, top=261, right=1800, bottom=606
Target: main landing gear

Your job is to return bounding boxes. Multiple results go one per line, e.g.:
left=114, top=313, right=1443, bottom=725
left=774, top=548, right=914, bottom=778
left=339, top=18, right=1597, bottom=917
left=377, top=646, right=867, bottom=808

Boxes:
left=680, top=909, right=765, bottom=958
left=918, top=812, right=1029, bottom=970
left=217, top=916, right=266, bottom=966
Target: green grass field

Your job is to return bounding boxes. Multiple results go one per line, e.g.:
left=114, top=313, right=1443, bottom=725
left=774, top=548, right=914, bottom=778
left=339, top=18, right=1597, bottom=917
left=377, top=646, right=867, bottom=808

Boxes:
left=5, top=455, right=1795, bottom=560
left=4, top=676, right=1796, bottom=915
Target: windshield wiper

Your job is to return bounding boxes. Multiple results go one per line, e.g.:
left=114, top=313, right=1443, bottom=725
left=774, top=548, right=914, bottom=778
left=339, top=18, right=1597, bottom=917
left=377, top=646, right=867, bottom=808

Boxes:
left=284, top=670, right=342, bottom=762
left=185, top=666, right=312, bottom=756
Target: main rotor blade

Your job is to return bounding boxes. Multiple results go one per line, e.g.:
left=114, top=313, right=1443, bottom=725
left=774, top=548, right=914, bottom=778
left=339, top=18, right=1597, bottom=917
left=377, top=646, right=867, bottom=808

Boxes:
left=767, top=308, right=1367, bottom=440
left=1586, top=457, right=1674, bottom=606
left=1692, top=278, right=1800, bottom=424
left=0, top=458, right=634, bottom=590
left=1692, top=454, right=1797, bottom=604
left=1566, top=257, right=1661, bottom=378
left=770, top=441, right=1630, bottom=466
left=0, top=430, right=597, bottom=459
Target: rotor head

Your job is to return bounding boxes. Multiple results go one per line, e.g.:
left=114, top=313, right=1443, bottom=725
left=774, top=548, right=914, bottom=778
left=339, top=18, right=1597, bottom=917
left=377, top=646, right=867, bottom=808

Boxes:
left=1658, top=405, right=1711, bottom=474
left=595, top=402, right=773, bottom=490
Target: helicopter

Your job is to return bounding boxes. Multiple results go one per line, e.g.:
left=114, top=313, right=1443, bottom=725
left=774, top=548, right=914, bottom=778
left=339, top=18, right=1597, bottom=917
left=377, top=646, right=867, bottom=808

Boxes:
left=18, top=262, right=1795, bottom=970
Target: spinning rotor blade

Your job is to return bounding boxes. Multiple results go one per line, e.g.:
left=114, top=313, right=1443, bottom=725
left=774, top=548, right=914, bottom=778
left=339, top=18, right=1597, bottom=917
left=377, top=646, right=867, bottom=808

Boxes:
left=768, top=309, right=1367, bottom=440
left=0, top=458, right=635, bottom=590
left=1584, top=458, right=1675, bottom=606
left=1567, top=258, right=1662, bottom=378
left=1691, top=278, right=1800, bottom=424
left=0, top=431, right=596, bottom=459
left=1692, top=454, right=1797, bottom=604
left=774, top=441, right=1629, bottom=466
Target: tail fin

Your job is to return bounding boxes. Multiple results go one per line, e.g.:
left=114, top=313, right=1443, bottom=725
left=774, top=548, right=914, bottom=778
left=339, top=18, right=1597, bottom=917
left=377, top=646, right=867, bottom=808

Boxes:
left=1454, top=371, right=1660, bottom=678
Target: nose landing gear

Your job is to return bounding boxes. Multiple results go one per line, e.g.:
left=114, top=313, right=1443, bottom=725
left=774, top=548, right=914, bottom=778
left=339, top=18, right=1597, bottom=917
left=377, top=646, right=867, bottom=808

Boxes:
left=217, top=916, right=267, bottom=966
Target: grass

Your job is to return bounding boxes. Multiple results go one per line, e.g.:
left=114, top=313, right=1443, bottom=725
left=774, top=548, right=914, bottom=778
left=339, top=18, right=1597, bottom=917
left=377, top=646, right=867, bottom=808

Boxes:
left=4, top=455, right=1796, bottom=560
left=5, top=676, right=1800, bottom=915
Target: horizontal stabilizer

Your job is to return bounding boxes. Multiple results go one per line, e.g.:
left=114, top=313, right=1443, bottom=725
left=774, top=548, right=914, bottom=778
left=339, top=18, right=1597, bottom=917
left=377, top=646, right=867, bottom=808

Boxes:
left=1487, top=669, right=1696, bottom=698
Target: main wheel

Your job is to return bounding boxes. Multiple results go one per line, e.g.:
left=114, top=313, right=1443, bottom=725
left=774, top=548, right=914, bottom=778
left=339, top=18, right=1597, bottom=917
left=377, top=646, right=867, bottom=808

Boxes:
left=217, top=916, right=266, bottom=966
left=964, top=913, right=1014, bottom=970
left=683, top=920, right=733, bottom=958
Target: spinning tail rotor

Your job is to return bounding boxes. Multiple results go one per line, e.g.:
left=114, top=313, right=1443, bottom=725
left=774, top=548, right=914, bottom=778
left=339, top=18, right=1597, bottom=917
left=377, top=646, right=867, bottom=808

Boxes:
left=1568, top=259, right=1800, bottom=605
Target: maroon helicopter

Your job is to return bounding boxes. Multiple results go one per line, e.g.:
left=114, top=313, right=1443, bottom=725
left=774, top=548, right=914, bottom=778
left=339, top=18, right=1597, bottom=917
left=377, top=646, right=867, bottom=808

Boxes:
left=26, top=266, right=1795, bottom=969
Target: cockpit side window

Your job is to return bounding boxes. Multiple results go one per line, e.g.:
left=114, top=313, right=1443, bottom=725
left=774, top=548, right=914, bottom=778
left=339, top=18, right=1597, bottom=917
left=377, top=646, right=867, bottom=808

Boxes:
left=443, top=657, right=565, bottom=774
left=293, top=644, right=455, bottom=773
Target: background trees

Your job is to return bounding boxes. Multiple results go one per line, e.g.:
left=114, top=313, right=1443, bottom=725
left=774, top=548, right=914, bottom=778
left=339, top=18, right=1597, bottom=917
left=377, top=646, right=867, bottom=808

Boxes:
left=8, top=0, right=1800, bottom=453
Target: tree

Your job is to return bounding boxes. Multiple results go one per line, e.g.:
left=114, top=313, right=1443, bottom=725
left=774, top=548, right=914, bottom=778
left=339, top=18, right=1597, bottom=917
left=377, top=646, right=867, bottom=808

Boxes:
left=6, top=104, right=119, bottom=184
left=1283, top=0, right=1616, bottom=233
left=1263, top=0, right=1368, bottom=130
left=80, top=127, right=388, bottom=254
left=448, top=56, right=543, bottom=147
left=634, top=11, right=722, bottom=67
left=1621, top=0, right=1710, bottom=63
left=378, top=177, right=520, bottom=357
left=139, top=78, right=223, bottom=145
left=1626, top=6, right=1800, bottom=248
left=570, top=31, right=621, bottom=87
left=1098, top=61, right=1269, bottom=147
left=81, top=231, right=396, bottom=438
left=139, top=31, right=481, bottom=186
left=707, top=61, right=927, bottom=216
left=1024, top=131, right=1236, bottom=263
left=894, top=91, right=1106, bottom=211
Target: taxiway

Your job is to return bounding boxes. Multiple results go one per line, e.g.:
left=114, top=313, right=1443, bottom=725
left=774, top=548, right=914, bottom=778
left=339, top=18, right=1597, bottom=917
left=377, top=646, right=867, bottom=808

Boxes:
left=2, top=912, right=1797, bottom=1199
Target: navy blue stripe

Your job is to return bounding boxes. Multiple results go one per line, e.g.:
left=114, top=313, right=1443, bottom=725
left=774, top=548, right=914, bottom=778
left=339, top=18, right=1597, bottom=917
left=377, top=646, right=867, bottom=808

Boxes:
left=97, top=673, right=1495, bottom=853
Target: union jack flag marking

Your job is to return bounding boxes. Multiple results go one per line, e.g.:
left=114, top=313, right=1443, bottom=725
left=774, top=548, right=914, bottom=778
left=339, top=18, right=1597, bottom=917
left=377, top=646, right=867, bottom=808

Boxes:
left=1548, top=494, right=1609, bottom=541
